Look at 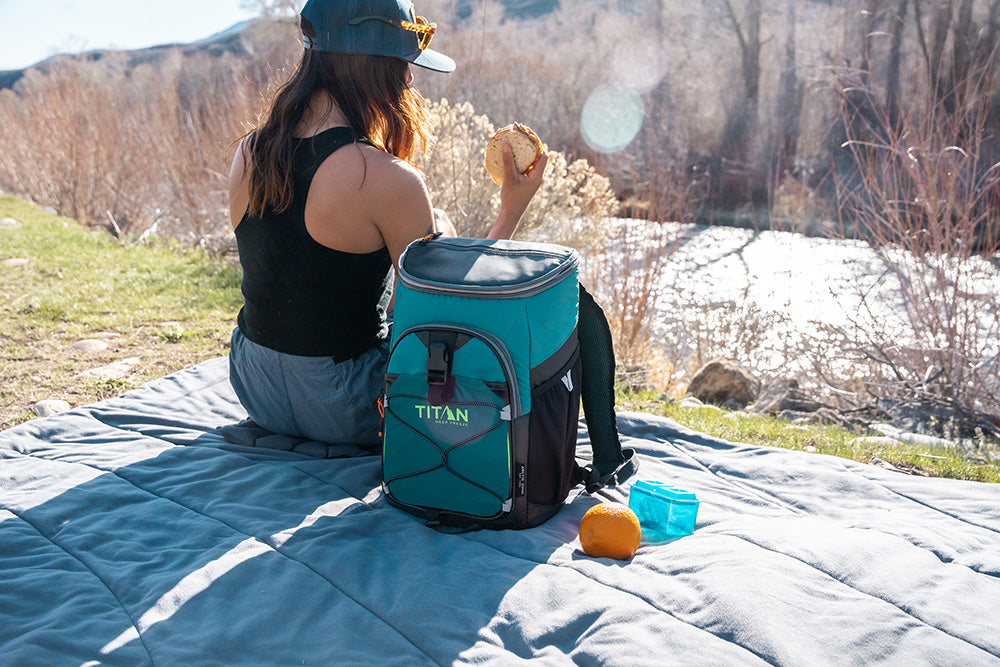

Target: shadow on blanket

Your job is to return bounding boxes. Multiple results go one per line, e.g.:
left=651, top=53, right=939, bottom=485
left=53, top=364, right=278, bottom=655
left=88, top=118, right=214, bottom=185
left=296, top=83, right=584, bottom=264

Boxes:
left=2, top=357, right=1000, bottom=665
left=4, top=445, right=557, bottom=664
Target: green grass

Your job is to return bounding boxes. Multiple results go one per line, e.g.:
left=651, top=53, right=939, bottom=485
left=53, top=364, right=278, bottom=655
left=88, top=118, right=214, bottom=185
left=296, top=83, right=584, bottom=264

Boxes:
left=616, top=390, right=1000, bottom=484
left=0, top=195, right=241, bottom=428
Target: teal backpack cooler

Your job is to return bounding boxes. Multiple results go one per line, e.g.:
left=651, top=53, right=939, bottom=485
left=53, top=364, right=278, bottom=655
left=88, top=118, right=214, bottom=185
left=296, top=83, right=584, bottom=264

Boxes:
left=381, top=235, right=638, bottom=530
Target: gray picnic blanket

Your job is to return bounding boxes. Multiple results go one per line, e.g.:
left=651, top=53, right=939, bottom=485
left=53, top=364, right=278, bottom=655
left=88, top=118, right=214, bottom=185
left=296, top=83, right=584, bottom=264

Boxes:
left=2, top=357, right=998, bottom=665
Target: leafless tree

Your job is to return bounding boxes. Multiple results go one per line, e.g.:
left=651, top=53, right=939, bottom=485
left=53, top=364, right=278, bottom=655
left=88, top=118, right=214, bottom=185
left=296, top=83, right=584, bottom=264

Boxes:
left=885, top=0, right=908, bottom=128
left=773, top=0, right=803, bottom=182
left=712, top=0, right=766, bottom=222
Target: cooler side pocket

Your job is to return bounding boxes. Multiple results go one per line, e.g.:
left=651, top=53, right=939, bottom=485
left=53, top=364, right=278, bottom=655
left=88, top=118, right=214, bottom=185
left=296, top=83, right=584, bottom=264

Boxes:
left=526, top=348, right=582, bottom=507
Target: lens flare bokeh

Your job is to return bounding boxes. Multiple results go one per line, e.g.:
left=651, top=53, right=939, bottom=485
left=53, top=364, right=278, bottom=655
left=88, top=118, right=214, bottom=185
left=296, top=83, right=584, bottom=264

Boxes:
left=611, top=36, right=668, bottom=93
left=580, top=83, right=645, bottom=154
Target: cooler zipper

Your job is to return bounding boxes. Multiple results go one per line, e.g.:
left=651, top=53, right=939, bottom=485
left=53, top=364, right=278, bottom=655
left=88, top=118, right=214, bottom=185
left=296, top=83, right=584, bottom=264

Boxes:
left=398, top=240, right=579, bottom=300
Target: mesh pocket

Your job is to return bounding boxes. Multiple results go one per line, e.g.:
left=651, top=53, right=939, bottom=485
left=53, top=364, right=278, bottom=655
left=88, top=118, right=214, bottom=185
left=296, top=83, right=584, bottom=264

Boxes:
left=526, top=353, right=582, bottom=506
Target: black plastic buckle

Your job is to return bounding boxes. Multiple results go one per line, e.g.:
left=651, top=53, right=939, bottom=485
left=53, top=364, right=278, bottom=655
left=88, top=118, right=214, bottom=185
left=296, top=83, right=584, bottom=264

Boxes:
left=427, top=341, right=450, bottom=385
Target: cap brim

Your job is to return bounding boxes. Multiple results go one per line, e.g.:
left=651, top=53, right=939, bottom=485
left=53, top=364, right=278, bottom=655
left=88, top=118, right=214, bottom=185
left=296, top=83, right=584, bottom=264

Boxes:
left=410, top=48, right=456, bottom=73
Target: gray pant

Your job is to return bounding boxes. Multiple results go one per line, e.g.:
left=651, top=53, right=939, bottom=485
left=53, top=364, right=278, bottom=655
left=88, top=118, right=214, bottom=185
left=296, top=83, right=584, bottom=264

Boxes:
left=228, top=328, right=389, bottom=447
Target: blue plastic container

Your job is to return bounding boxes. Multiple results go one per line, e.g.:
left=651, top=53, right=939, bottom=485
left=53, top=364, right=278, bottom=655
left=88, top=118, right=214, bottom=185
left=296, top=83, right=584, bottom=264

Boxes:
left=628, top=480, right=700, bottom=542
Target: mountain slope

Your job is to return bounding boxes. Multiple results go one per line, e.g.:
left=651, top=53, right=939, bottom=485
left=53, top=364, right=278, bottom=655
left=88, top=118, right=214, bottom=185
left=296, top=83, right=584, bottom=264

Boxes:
left=0, top=18, right=293, bottom=91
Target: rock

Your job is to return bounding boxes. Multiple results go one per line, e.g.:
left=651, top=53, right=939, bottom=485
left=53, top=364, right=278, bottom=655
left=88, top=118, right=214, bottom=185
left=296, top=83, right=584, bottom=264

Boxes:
left=876, top=399, right=957, bottom=435
left=678, top=396, right=720, bottom=411
left=433, top=208, right=452, bottom=229
left=687, top=358, right=759, bottom=408
left=896, top=432, right=955, bottom=448
left=852, top=436, right=906, bottom=447
left=776, top=407, right=855, bottom=429
left=3, top=258, right=29, bottom=267
left=678, top=396, right=704, bottom=408
left=869, top=423, right=955, bottom=448
left=71, top=339, right=110, bottom=354
left=32, top=399, right=71, bottom=417
left=0, top=217, right=21, bottom=228
left=776, top=409, right=801, bottom=422
left=79, top=357, right=140, bottom=380
left=691, top=359, right=760, bottom=407
left=748, top=376, right=824, bottom=415
left=869, top=457, right=906, bottom=473
left=869, top=422, right=902, bottom=438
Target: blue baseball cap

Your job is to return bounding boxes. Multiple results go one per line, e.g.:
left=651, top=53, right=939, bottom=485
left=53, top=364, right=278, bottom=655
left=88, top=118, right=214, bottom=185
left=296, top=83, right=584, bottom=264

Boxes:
left=300, top=0, right=456, bottom=73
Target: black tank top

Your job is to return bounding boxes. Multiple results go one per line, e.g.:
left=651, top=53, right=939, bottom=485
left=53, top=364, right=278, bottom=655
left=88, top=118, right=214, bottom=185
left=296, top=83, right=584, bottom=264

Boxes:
left=235, top=127, right=392, bottom=358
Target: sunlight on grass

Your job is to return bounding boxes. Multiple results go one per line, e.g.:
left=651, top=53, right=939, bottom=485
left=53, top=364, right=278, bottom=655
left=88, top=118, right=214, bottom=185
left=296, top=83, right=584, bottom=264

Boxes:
left=84, top=378, right=137, bottom=401
left=617, top=389, right=1000, bottom=484
left=0, top=196, right=241, bottom=428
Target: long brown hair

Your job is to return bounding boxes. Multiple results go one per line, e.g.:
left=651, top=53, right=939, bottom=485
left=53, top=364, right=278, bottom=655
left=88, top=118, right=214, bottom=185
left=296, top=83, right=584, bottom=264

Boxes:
left=240, top=48, right=431, bottom=216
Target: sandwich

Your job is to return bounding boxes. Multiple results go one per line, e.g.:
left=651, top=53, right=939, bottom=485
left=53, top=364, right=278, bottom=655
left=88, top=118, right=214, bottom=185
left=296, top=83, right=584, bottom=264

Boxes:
left=484, top=123, right=544, bottom=186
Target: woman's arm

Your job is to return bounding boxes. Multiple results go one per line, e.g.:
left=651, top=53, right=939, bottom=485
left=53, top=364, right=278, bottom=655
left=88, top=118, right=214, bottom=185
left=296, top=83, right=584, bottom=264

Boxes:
left=370, top=140, right=549, bottom=265
left=228, top=137, right=251, bottom=229
left=367, top=158, right=437, bottom=272
left=486, top=142, right=549, bottom=240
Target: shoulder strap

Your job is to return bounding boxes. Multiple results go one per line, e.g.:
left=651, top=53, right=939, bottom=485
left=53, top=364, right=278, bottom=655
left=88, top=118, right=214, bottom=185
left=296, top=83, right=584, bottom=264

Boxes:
left=576, top=284, right=639, bottom=493
left=294, top=126, right=372, bottom=185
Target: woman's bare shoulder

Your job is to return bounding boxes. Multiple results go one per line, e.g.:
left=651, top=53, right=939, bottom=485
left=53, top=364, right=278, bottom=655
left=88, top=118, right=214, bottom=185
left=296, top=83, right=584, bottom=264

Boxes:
left=356, top=143, right=427, bottom=195
left=309, top=141, right=428, bottom=212
left=346, top=145, right=434, bottom=260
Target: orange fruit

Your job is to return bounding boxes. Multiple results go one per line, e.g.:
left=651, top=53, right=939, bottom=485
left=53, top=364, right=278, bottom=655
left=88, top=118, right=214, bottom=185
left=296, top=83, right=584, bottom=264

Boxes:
left=579, top=502, right=642, bottom=560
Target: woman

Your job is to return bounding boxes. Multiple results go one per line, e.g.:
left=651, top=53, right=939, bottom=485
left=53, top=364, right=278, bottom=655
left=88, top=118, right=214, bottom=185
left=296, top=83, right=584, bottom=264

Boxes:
left=227, top=0, right=548, bottom=447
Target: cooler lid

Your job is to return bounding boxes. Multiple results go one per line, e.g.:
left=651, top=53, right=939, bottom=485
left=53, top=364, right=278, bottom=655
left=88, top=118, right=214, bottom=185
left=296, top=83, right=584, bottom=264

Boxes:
left=398, top=236, right=579, bottom=298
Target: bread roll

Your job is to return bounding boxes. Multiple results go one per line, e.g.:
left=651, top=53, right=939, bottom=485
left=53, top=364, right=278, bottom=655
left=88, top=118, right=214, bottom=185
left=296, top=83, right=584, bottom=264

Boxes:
left=484, top=123, right=543, bottom=186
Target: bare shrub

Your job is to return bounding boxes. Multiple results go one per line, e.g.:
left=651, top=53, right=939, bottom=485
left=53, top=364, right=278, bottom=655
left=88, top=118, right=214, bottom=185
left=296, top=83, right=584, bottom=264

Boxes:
left=580, top=220, right=681, bottom=392
left=0, top=39, right=614, bottom=254
left=832, top=65, right=1000, bottom=436
left=0, top=53, right=267, bottom=246
left=687, top=300, right=793, bottom=376
left=420, top=98, right=618, bottom=251
left=770, top=172, right=837, bottom=237
left=0, top=3, right=869, bottom=245
left=419, top=99, right=497, bottom=235
left=0, top=23, right=308, bottom=248
left=416, top=1, right=739, bottom=221
left=649, top=286, right=800, bottom=399
left=417, top=0, right=605, bottom=153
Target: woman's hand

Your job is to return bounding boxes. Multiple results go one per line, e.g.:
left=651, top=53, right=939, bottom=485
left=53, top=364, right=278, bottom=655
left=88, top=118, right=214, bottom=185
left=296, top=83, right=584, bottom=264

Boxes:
left=487, top=143, right=549, bottom=240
